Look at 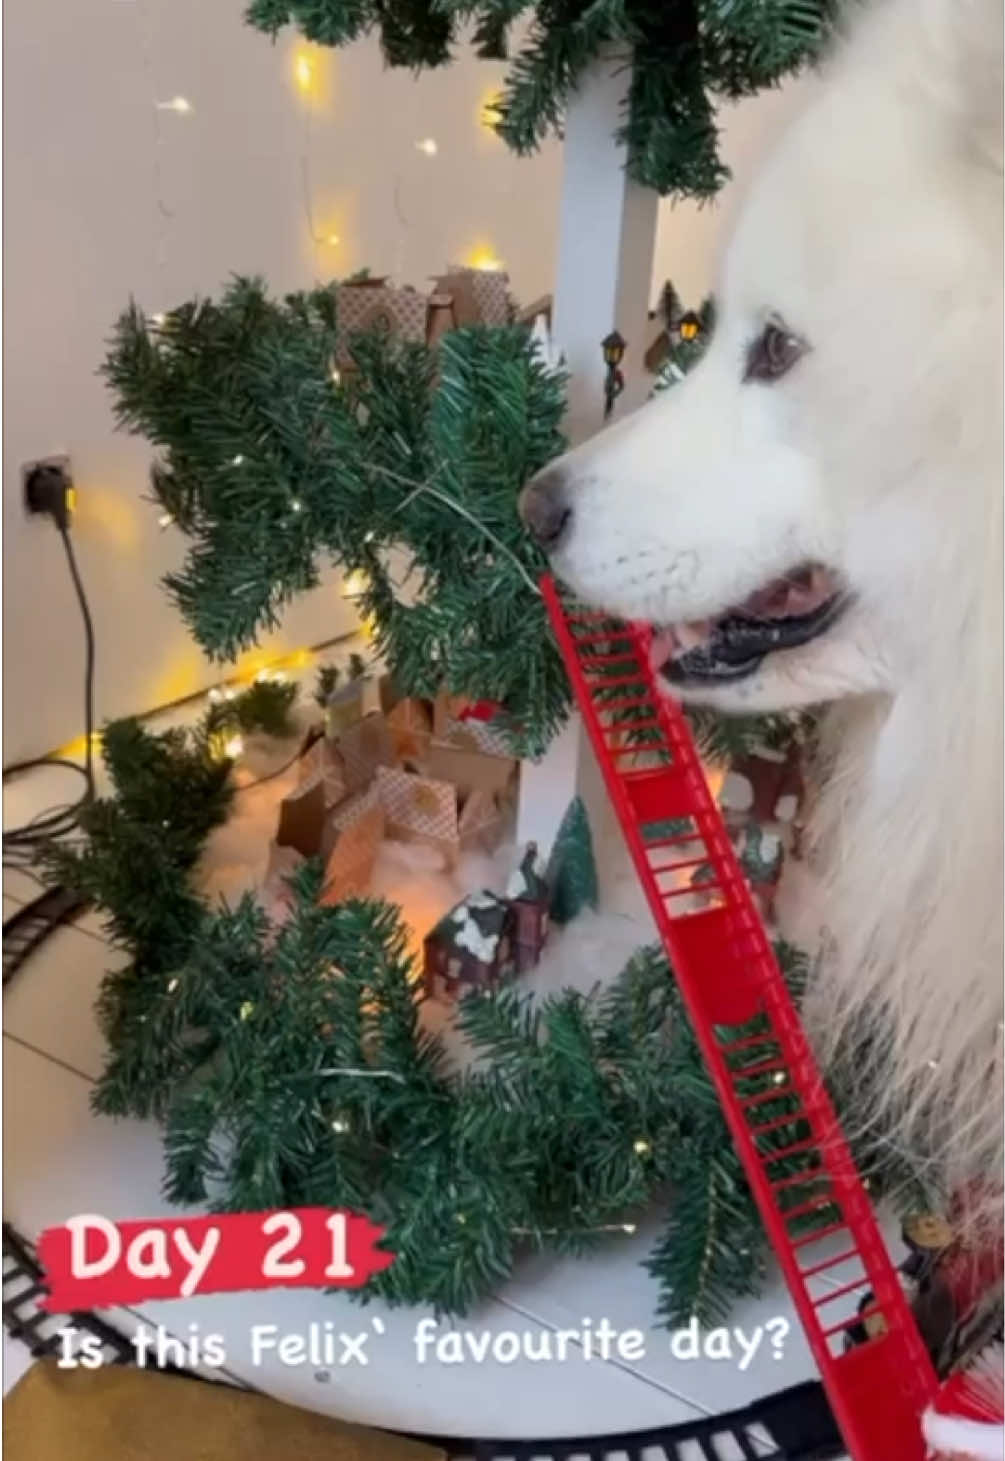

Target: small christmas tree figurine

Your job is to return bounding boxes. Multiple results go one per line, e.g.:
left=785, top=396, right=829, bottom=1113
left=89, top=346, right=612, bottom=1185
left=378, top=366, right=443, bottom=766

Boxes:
left=546, top=796, right=599, bottom=925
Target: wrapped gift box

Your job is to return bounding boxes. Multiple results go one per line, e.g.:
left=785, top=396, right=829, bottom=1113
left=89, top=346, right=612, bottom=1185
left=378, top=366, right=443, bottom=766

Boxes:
left=442, top=264, right=513, bottom=326
left=432, top=690, right=513, bottom=758
left=334, top=279, right=429, bottom=367
left=337, top=712, right=395, bottom=794
left=424, top=739, right=516, bottom=800
left=319, top=802, right=385, bottom=906
left=298, top=737, right=346, bottom=807
left=387, top=697, right=433, bottom=762
left=375, top=764, right=459, bottom=868
left=276, top=778, right=327, bottom=858
left=456, top=787, right=503, bottom=856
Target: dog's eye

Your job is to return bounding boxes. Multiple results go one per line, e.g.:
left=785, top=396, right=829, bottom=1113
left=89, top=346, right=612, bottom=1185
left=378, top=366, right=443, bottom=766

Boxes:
left=744, top=321, right=807, bottom=382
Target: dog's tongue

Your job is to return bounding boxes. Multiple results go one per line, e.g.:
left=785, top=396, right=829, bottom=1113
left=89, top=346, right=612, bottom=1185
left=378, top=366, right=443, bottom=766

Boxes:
left=742, top=566, right=831, bottom=619
left=646, top=568, right=837, bottom=677
left=648, top=628, right=678, bottom=675
left=648, top=622, right=711, bottom=673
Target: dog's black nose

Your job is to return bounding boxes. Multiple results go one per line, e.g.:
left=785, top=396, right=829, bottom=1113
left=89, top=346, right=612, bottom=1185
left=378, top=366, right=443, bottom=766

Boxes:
left=519, top=469, right=573, bottom=551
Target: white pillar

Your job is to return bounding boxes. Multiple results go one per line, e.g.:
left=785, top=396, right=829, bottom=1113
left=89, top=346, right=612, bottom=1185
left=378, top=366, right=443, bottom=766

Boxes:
left=517, top=50, right=659, bottom=861
left=552, top=46, right=660, bottom=437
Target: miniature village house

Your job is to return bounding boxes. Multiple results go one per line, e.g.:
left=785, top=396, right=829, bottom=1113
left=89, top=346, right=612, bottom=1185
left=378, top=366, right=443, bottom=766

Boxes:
left=423, top=891, right=517, bottom=1000
left=505, top=843, right=550, bottom=974
left=423, top=844, right=550, bottom=999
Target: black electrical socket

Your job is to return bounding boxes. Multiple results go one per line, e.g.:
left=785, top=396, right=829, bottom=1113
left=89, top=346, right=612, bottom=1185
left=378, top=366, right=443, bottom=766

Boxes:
left=23, top=456, right=73, bottom=530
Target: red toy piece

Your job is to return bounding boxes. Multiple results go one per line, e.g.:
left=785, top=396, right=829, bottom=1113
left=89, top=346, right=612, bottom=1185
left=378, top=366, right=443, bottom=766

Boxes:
left=541, top=574, right=940, bottom=1461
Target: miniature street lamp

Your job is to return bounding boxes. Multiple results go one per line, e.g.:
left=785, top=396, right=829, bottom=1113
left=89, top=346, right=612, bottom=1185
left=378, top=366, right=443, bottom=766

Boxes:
left=601, top=330, right=626, bottom=419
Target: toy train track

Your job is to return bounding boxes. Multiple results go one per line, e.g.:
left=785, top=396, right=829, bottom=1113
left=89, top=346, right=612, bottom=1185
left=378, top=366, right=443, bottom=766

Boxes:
left=3, top=885, right=89, bottom=987
left=540, top=574, right=940, bottom=1461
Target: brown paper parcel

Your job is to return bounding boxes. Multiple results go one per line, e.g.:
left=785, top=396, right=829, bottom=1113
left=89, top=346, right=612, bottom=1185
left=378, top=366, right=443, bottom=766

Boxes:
left=444, top=263, right=512, bottom=325
left=276, top=777, right=327, bottom=857
left=298, top=737, right=347, bottom=806
left=375, top=764, right=459, bottom=867
left=425, top=739, right=516, bottom=800
left=338, top=712, right=395, bottom=793
left=334, top=279, right=429, bottom=366
left=320, top=802, right=385, bottom=905
left=456, top=786, right=503, bottom=854
left=387, top=697, right=434, bottom=762
left=432, top=690, right=513, bottom=758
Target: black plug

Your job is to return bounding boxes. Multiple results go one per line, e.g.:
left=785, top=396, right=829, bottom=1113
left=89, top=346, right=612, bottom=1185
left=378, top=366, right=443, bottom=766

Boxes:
left=23, top=457, right=74, bottom=531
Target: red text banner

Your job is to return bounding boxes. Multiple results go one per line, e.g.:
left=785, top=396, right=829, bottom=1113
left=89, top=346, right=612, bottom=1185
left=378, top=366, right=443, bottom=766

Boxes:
left=38, top=1208, right=394, bottom=1310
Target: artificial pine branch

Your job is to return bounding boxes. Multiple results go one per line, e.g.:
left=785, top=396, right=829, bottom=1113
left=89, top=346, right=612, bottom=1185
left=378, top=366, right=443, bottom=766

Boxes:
left=104, top=282, right=569, bottom=757
left=647, top=1143, right=766, bottom=1327
left=56, top=723, right=922, bottom=1323
left=243, top=0, right=837, bottom=197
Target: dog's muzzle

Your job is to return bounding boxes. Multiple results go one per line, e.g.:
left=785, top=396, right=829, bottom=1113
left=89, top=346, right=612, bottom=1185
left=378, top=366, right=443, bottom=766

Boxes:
left=519, top=469, right=573, bottom=552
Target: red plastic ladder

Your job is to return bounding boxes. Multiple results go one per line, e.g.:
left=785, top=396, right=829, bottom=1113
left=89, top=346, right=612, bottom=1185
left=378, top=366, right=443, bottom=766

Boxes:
left=541, top=574, right=939, bottom=1461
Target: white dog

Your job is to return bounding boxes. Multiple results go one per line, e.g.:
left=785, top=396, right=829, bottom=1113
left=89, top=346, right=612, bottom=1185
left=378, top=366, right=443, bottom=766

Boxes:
left=522, top=0, right=1003, bottom=1269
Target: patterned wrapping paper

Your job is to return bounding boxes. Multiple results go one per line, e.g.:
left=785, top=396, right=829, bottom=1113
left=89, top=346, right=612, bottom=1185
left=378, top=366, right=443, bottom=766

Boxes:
left=375, top=764, right=460, bottom=867
left=444, top=265, right=512, bottom=326
left=432, top=690, right=514, bottom=758
left=328, top=781, right=382, bottom=835
left=338, top=712, right=396, bottom=794
left=319, top=803, right=385, bottom=906
left=333, top=281, right=430, bottom=367
left=334, top=266, right=512, bottom=371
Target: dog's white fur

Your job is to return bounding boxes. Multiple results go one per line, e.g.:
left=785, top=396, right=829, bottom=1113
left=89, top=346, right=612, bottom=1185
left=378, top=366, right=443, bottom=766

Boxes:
left=548, top=0, right=1004, bottom=1213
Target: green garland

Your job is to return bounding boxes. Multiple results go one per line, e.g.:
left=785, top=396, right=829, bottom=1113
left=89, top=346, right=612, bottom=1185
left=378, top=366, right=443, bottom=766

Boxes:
left=48, top=716, right=925, bottom=1325
left=92, top=272, right=928, bottom=1325
left=104, top=280, right=569, bottom=759
left=245, top=0, right=837, bottom=198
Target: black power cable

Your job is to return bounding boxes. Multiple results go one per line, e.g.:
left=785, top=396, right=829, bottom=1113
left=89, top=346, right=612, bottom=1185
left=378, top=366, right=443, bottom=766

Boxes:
left=4, top=523, right=96, bottom=870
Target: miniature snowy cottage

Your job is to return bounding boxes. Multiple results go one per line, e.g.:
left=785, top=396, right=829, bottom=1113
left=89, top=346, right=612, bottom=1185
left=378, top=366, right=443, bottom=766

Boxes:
left=422, top=891, right=516, bottom=999
left=505, top=843, right=550, bottom=974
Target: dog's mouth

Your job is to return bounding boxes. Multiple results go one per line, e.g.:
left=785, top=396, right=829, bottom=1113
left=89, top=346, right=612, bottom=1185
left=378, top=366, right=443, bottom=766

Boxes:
left=648, top=564, right=849, bottom=686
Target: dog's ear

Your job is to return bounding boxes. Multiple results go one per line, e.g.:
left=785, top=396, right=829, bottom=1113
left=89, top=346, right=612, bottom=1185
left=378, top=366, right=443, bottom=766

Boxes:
left=920, top=0, right=1003, bottom=172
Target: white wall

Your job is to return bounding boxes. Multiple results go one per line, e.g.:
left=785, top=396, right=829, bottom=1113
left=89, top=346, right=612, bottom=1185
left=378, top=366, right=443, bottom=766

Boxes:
left=3, top=0, right=564, bottom=763
left=650, top=79, right=813, bottom=311
left=3, top=0, right=809, bottom=763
